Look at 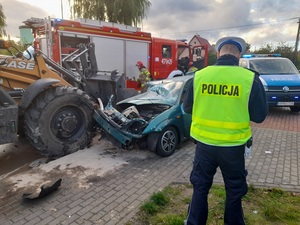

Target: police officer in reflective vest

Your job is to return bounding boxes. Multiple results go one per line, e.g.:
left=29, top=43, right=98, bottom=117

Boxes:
left=183, top=36, right=268, bottom=225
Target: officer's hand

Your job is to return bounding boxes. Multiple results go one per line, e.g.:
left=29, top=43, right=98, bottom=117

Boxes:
left=245, top=146, right=251, bottom=159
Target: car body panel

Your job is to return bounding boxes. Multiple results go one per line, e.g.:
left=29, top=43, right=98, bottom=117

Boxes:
left=261, top=74, right=300, bottom=86
left=94, top=110, right=134, bottom=145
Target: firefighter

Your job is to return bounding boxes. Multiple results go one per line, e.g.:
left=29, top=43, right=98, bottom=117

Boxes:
left=136, top=61, right=151, bottom=93
left=183, top=36, right=268, bottom=225
left=188, top=62, right=198, bottom=72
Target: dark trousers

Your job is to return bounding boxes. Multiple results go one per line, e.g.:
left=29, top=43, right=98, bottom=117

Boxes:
left=186, top=142, right=248, bottom=225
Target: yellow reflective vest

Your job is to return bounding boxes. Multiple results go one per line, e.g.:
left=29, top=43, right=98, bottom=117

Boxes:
left=190, top=66, right=255, bottom=146
left=138, top=68, right=151, bottom=87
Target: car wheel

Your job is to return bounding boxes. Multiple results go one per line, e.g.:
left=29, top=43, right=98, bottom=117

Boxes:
left=156, top=126, right=178, bottom=157
left=290, top=106, right=300, bottom=112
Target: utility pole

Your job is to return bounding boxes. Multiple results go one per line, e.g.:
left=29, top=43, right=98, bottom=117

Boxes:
left=61, top=0, right=64, bottom=19
left=294, top=17, right=300, bottom=65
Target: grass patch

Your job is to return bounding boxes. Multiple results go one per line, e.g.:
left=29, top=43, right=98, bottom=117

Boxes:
left=126, top=184, right=300, bottom=225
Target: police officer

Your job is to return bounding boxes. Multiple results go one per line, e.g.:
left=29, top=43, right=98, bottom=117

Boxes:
left=136, top=61, right=151, bottom=93
left=183, top=36, right=268, bottom=225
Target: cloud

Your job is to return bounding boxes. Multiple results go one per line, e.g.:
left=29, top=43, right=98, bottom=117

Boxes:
left=143, top=0, right=299, bottom=48
left=143, top=0, right=254, bottom=41
left=251, top=0, right=299, bottom=17
left=0, top=0, right=50, bottom=38
left=0, top=0, right=299, bottom=50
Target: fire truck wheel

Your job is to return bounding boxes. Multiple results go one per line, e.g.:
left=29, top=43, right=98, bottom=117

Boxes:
left=24, top=86, right=96, bottom=158
left=156, top=126, right=178, bottom=157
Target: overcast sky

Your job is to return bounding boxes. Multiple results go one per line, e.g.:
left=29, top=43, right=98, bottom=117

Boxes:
left=1, top=0, right=300, bottom=51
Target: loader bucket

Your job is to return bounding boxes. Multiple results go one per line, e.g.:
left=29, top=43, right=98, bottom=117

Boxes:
left=84, top=71, right=139, bottom=107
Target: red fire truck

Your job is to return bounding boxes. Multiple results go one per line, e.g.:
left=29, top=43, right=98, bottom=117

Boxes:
left=22, top=17, right=208, bottom=88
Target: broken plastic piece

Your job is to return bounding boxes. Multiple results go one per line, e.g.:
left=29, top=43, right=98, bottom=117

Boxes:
left=22, top=178, right=62, bottom=199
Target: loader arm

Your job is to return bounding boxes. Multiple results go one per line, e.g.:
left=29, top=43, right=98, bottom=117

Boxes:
left=42, top=53, right=82, bottom=85
left=62, top=43, right=98, bottom=78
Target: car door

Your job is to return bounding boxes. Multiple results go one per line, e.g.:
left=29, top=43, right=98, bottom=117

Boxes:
left=180, top=78, right=192, bottom=138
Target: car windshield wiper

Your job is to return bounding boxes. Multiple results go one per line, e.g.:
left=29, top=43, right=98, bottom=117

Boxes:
left=275, top=72, right=295, bottom=74
left=262, top=72, right=293, bottom=75
left=260, top=73, right=278, bottom=75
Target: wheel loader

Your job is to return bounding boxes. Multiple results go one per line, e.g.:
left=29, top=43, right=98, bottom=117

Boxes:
left=0, top=40, right=138, bottom=158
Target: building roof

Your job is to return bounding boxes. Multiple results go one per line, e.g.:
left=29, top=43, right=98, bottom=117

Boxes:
left=190, top=35, right=215, bottom=52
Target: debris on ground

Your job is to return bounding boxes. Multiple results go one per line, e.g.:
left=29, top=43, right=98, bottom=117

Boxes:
left=22, top=178, right=62, bottom=199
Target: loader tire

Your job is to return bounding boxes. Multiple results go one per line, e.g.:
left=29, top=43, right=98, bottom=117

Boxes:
left=24, top=86, right=96, bottom=158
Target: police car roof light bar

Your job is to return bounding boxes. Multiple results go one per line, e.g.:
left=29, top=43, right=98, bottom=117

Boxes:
left=241, top=53, right=281, bottom=58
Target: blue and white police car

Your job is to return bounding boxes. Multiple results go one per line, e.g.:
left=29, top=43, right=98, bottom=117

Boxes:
left=239, top=54, right=300, bottom=112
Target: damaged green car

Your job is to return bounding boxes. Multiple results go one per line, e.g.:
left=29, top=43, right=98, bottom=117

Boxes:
left=94, top=76, right=193, bottom=157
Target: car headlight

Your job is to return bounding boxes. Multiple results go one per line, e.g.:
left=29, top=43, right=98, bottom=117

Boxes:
left=259, top=77, right=268, bottom=91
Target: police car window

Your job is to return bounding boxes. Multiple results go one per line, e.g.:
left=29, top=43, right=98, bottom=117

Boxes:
left=249, top=62, right=259, bottom=71
left=162, top=45, right=171, bottom=58
left=250, top=59, right=299, bottom=75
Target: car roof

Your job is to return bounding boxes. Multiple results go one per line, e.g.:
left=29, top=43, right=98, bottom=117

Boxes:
left=168, top=75, right=194, bottom=81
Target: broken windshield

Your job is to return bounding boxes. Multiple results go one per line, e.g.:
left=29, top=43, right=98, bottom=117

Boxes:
left=149, top=80, right=183, bottom=105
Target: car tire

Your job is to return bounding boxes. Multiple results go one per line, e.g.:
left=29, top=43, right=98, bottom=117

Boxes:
left=290, top=106, right=300, bottom=112
left=156, top=126, right=178, bottom=157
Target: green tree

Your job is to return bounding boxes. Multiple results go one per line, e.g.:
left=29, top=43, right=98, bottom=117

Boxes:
left=208, top=51, right=217, bottom=66
left=245, top=43, right=251, bottom=53
left=68, top=0, right=151, bottom=26
left=254, top=42, right=294, bottom=57
left=253, top=44, right=274, bottom=54
left=253, top=41, right=299, bottom=69
left=273, top=42, right=294, bottom=59
left=0, top=3, right=6, bottom=37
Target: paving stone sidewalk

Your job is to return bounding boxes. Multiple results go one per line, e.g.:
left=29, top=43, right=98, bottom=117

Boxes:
left=0, top=107, right=299, bottom=225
